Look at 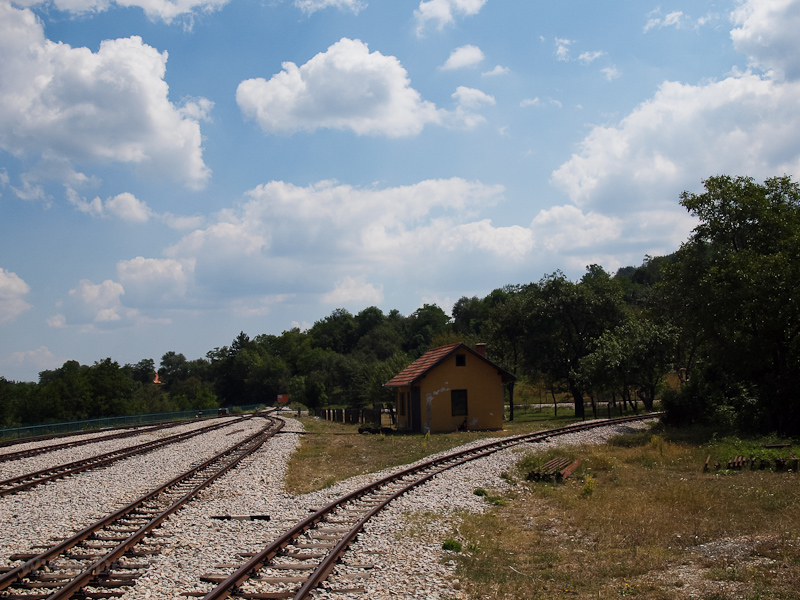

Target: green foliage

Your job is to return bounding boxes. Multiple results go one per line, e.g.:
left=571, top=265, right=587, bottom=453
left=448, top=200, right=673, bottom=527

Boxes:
left=521, top=267, right=627, bottom=419
left=661, top=175, right=800, bottom=434
left=5, top=176, right=797, bottom=436
left=442, top=538, right=463, bottom=552
left=484, top=495, right=509, bottom=506
left=581, top=474, right=597, bottom=498
left=579, top=317, right=678, bottom=410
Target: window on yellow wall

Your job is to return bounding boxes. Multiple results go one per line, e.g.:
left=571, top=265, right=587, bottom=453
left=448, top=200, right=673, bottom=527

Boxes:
left=451, top=389, right=468, bottom=416
left=455, top=354, right=466, bottom=366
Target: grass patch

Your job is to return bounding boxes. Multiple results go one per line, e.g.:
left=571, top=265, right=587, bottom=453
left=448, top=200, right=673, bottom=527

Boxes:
left=285, top=415, right=799, bottom=597
left=285, top=411, right=661, bottom=495
left=445, top=424, right=800, bottom=599
left=285, top=417, right=521, bottom=494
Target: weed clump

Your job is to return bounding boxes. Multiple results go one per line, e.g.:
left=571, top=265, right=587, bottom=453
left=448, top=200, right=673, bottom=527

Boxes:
left=580, top=474, right=596, bottom=498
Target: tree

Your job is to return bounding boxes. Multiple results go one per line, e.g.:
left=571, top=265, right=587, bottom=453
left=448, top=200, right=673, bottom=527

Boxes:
left=451, top=296, right=489, bottom=337
left=129, top=358, right=156, bottom=384
left=662, top=175, right=800, bottom=433
left=405, top=304, right=450, bottom=356
left=159, top=351, right=189, bottom=390
left=580, top=317, right=678, bottom=412
left=524, top=268, right=626, bottom=419
left=310, top=309, right=358, bottom=355
left=86, top=358, right=134, bottom=416
left=485, top=286, right=533, bottom=421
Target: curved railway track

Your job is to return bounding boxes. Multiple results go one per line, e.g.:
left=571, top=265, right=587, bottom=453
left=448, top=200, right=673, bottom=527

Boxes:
left=197, top=413, right=661, bottom=600
left=0, top=414, right=284, bottom=600
left=0, top=416, right=255, bottom=497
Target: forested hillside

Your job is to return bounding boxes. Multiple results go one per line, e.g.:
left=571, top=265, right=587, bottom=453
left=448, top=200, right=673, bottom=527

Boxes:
left=2, top=176, right=799, bottom=435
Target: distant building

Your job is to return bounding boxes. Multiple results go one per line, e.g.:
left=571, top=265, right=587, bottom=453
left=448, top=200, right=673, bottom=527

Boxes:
left=384, top=342, right=515, bottom=433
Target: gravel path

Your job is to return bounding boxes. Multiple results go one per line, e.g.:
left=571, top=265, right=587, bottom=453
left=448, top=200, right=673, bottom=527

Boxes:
left=0, top=416, right=655, bottom=599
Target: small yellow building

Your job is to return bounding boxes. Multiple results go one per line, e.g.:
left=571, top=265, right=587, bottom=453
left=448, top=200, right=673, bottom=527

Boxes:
left=385, top=342, right=515, bottom=433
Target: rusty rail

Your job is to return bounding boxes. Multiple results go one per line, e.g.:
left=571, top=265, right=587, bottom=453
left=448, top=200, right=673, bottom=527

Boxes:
left=0, top=414, right=283, bottom=600
left=0, top=416, right=251, bottom=497
left=0, top=420, right=192, bottom=463
left=199, top=412, right=661, bottom=600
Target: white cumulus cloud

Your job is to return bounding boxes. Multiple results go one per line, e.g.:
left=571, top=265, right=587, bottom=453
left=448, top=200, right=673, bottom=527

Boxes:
left=0, top=3, right=211, bottom=190
left=644, top=10, right=685, bottom=32
left=521, top=97, right=562, bottom=108
left=117, top=257, right=193, bottom=305
left=530, top=205, right=623, bottom=252
left=322, top=276, right=384, bottom=304
left=164, top=178, right=518, bottom=300
left=442, top=44, right=485, bottom=70
left=555, top=38, right=573, bottom=61
left=731, top=0, right=800, bottom=80
left=293, top=0, right=365, bottom=14
left=414, top=0, right=487, bottom=36
left=237, top=38, right=441, bottom=137
left=68, top=279, right=126, bottom=323
left=68, top=190, right=154, bottom=223
left=551, top=73, right=800, bottom=211
left=67, top=188, right=205, bottom=229
left=1, top=346, right=59, bottom=381
left=14, top=0, right=230, bottom=24
left=550, top=2, right=800, bottom=255
left=602, top=66, right=621, bottom=81
left=0, top=268, right=31, bottom=325
left=444, top=221, right=534, bottom=260
left=448, top=86, right=495, bottom=129
left=482, top=65, right=510, bottom=77
left=578, top=50, right=605, bottom=64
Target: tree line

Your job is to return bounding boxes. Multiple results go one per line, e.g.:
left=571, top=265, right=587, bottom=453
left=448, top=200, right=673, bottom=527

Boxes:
left=2, top=175, right=799, bottom=435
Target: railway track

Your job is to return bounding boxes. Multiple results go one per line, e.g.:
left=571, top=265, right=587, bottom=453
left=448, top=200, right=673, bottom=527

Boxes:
left=0, top=415, right=234, bottom=451
left=0, top=416, right=254, bottom=497
left=0, top=420, right=198, bottom=463
left=0, top=414, right=284, bottom=600
left=196, top=413, right=661, bottom=600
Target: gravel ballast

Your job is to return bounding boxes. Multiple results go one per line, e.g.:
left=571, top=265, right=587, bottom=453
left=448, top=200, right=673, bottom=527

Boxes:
left=0, top=415, right=655, bottom=599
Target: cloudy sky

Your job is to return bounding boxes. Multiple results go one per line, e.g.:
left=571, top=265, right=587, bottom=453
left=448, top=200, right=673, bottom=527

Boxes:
left=2, top=0, right=800, bottom=382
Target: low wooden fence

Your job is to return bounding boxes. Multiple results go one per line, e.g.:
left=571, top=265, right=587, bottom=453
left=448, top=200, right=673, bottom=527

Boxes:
left=314, top=408, right=382, bottom=426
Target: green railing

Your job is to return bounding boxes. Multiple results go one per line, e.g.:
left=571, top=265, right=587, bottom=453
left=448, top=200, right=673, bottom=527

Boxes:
left=0, top=404, right=266, bottom=442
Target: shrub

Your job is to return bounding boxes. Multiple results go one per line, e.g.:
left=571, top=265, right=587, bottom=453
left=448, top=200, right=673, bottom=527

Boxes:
left=581, top=474, right=596, bottom=498
left=442, top=538, right=462, bottom=552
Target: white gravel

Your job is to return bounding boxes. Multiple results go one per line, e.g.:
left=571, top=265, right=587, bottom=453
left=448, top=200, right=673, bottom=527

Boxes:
left=0, top=416, right=265, bottom=560
left=0, top=415, right=656, bottom=600
left=0, top=418, right=239, bottom=481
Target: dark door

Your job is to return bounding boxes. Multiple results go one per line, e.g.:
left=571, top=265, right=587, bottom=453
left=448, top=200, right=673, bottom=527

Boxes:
left=410, top=386, right=421, bottom=432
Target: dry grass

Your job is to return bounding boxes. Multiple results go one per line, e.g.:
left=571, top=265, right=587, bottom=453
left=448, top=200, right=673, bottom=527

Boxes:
left=284, top=416, right=799, bottom=598
left=446, top=428, right=800, bottom=599
left=284, top=417, right=536, bottom=495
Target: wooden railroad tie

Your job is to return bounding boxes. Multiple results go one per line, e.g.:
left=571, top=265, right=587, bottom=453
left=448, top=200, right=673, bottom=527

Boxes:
left=703, top=452, right=800, bottom=472
left=526, top=457, right=582, bottom=482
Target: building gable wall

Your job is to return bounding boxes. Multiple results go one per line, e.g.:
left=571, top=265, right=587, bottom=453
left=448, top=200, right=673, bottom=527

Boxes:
left=414, top=350, right=504, bottom=432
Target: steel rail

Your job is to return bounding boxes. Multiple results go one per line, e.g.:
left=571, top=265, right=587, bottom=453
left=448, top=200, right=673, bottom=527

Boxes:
left=0, top=414, right=233, bottom=450
left=200, top=412, right=661, bottom=600
left=0, top=421, right=191, bottom=463
left=0, top=414, right=284, bottom=600
left=0, top=416, right=251, bottom=497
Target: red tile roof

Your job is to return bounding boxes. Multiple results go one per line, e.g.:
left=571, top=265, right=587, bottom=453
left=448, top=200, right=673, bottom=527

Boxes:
left=384, top=343, right=515, bottom=387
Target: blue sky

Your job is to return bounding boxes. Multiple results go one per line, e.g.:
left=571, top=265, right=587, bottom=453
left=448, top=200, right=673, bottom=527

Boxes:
left=2, top=0, right=800, bottom=382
